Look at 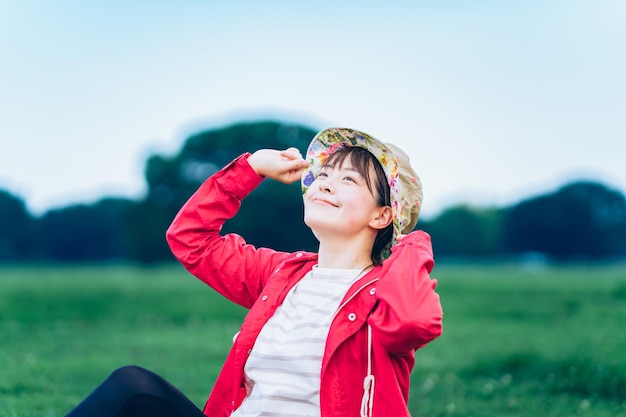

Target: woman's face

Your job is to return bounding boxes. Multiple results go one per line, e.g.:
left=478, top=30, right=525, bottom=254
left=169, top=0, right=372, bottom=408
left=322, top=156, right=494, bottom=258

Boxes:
left=303, top=157, right=385, bottom=241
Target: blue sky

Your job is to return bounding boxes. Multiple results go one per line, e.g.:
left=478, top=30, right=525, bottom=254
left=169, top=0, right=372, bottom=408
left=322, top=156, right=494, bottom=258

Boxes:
left=1, top=1, right=624, bottom=218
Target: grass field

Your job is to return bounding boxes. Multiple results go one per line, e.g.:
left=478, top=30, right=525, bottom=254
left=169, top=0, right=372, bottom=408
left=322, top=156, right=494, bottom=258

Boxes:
left=1, top=262, right=625, bottom=417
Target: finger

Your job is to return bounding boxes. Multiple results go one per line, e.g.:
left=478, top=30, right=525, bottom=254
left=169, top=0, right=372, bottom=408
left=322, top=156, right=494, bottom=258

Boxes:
left=278, top=168, right=305, bottom=184
left=280, top=148, right=303, bottom=160
left=285, top=158, right=309, bottom=172
left=279, top=152, right=308, bottom=170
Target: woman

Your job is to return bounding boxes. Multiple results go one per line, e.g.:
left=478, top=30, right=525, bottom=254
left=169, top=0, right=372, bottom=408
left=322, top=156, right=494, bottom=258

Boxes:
left=65, top=127, right=443, bottom=417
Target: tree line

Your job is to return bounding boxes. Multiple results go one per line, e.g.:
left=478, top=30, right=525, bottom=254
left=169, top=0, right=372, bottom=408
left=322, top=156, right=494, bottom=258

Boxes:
left=1, top=121, right=625, bottom=264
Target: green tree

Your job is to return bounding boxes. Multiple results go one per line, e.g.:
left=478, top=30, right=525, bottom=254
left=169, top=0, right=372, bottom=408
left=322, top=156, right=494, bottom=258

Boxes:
left=130, top=120, right=320, bottom=263
left=502, top=181, right=626, bottom=259
left=0, top=190, right=33, bottom=260
left=421, top=205, right=503, bottom=257
left=36, top=198, right=135, bottom=261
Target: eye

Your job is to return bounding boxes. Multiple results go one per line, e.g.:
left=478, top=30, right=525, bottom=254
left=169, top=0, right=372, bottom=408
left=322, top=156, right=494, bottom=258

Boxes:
left=318, top=171, right=328, bottom=178
left=343, top=176, right=355, bottom=182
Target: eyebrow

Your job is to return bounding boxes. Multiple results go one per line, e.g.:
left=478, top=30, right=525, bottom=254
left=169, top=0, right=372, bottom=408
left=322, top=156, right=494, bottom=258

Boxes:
left=321, top=166, right=362, bottom=175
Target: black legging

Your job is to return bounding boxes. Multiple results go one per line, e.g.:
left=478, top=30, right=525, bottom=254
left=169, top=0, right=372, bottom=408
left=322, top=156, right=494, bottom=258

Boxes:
left=65, top=365, right=207, bottom=417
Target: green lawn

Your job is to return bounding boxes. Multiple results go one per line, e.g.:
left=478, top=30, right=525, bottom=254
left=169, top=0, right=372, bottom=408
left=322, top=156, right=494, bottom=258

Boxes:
left=1, top=263, right=625, bottom=417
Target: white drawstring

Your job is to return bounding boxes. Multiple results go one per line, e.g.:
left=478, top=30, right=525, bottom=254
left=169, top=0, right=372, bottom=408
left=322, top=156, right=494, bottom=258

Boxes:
left=360, top=324, right=375, bottom=417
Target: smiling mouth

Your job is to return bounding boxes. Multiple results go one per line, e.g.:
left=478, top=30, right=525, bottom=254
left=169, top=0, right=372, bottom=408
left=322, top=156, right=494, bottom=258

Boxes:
left=313, top=198, right=337, bottom=207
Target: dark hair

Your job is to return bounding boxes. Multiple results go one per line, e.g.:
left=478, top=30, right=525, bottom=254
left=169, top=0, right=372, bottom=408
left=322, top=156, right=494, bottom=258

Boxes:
left=321, top=146, right=393, bottom=265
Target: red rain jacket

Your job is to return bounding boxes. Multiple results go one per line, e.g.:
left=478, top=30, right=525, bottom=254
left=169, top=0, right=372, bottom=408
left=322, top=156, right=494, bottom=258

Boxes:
left=166, top=154, right=443, bottom=417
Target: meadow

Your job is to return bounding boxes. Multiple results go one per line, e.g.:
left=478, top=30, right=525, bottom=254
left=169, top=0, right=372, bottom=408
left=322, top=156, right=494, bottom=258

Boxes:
left=1, top=263, right=625, bottom=417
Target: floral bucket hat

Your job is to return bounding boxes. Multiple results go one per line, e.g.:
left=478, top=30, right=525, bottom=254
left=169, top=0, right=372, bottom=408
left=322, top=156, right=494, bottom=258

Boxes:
left=301, top=127, right=423, bottom=251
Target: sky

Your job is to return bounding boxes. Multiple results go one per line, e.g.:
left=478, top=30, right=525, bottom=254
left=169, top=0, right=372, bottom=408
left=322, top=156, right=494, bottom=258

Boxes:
left=1, top=0, right=625, bottom=219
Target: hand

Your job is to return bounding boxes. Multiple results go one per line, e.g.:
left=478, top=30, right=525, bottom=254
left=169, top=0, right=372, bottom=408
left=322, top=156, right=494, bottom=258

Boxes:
left=247, top=148, right=310, bottom=184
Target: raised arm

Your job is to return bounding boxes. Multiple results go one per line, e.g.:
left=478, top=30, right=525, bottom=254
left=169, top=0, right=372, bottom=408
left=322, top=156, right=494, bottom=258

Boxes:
left=166, top=150, right=308, bottom=308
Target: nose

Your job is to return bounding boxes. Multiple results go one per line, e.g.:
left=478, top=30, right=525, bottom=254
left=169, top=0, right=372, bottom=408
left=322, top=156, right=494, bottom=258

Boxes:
left=318, top=177, right=334, bottom=193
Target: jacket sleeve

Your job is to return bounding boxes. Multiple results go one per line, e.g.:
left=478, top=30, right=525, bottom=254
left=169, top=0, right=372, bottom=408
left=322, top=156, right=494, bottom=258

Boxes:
left=368, top=230, right=443, bottom=354
left=165, top=153, right=293, bottom=309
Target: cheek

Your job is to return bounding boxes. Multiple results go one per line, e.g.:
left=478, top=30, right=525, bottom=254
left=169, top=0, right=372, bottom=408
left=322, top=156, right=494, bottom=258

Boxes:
left=303, top=189, right=318, bottom=206
left=346, top=190, right=378, bottom=209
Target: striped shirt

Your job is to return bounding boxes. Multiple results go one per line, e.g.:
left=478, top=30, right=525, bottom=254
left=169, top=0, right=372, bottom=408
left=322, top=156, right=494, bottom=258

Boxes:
left=231, top=267, right=364, bottom=417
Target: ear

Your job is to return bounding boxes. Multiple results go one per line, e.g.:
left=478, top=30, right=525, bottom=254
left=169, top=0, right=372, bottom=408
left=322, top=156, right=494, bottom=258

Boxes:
left=369, top=206, right=393, bottom=230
